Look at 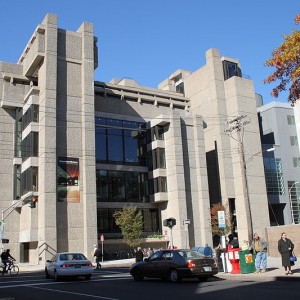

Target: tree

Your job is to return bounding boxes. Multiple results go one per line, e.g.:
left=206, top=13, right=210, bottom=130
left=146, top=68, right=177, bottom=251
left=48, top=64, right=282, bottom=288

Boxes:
left=113, top=206, right=143, bottom=248
left=210, top=203, right=234, bottom=237
left=263, top=14, right=300, bottom=106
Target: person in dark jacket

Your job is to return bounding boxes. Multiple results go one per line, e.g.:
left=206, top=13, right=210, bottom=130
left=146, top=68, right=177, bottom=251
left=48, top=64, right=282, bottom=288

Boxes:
left=278, top=232, right=295, bottom=275
left=135, top=247, right=144, bottom=262
left=93, top=246, right=102, bottom=269
left=0, top=249, right=15, bottom=274
left=229, top=232, right=239, bottom=248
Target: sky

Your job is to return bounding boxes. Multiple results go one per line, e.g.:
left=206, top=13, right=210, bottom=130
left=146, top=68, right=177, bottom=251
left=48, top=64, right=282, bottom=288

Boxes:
left=0, top=0, right=299, bottom=105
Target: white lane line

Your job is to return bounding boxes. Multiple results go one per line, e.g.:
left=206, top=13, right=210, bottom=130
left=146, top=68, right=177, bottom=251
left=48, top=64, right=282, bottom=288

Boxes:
left=29, top=285, right=119, bottom=300
left=0, top=277, right=132, bottom=288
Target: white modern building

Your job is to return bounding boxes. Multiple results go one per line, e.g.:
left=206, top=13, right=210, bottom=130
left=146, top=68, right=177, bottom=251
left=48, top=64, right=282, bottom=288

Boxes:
left=258, top=101, right=300, bottom=225
left=0, top=14, right=269, bottom=264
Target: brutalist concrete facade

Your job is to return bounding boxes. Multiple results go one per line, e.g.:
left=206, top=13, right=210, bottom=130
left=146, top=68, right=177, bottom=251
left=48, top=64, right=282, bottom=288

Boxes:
left=0, top=14, right=269, bottom=264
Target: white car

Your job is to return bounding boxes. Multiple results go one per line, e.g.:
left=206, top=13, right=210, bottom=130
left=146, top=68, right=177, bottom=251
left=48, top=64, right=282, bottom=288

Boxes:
left=45, top=252, right=93, bottom=281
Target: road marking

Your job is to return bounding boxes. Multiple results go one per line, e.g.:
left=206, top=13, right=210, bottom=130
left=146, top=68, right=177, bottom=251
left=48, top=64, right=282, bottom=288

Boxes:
left=29, top=286, right=119, bottom=299
left=0, top=277, right=132, bottom=288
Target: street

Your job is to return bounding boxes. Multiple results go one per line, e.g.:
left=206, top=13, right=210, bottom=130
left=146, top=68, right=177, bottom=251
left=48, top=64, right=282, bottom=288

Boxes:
left=1, top=268, right=300, bottom=300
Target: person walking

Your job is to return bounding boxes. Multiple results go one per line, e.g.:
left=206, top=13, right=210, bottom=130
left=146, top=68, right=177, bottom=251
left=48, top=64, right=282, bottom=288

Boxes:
left=135, top=247, right=144, bottom=262
left=94, top=245, right=102, bottom=269
left=249, top=233, right=268, bottom=273
left=0, top=249, right=16, bottom=274
left=278, top=232, right=295, bottom=275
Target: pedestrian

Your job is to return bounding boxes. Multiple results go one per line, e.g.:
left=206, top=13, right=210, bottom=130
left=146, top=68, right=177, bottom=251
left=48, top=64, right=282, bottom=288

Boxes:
left=0, top=249, right=16, bottom=274
left=135, top=247, right=144, bottom=262
left=229, top=232, right=239, bottom=248
left=278, top=232, right=295, bottom=275
left=147, top=247, right=154, bottom=257
left=249, top=233, right=268, bottom=273
left=94, top=245, right=102, bottom=269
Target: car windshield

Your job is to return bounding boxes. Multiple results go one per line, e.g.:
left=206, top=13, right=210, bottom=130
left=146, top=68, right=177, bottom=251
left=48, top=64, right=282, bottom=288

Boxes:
left=60, top=253, right=87, bottom=261
left=178, top=250, right=205, bottom=258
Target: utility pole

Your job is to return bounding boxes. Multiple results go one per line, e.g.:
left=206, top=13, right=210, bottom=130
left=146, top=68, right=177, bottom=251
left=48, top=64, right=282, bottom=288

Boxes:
left=225, top=115, right=253, bottom=242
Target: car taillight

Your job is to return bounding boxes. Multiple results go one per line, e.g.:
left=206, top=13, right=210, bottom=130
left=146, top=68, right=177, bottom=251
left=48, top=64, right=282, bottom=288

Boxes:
left=187, top=260, right=196, bottom=268
left=85, top=263, right=93, bottom=267
left=61, top=264, right=71, bottom=268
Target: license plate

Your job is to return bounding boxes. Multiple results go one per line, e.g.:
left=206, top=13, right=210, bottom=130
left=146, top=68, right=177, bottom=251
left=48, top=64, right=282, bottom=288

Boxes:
left=203, top=266, right=212, bottom=272
left=74, top=265, right=81, bottom=268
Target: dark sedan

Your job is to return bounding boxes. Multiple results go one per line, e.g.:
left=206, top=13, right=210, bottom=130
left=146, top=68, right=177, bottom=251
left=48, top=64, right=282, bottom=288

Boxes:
left=129, top=249, right=218, bottom=282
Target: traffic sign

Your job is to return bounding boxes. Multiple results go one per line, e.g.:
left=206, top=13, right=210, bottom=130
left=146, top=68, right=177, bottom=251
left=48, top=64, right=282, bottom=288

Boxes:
left=183, top=219, right=190, bottom=225
left=100, top=234, right=104, bottom=242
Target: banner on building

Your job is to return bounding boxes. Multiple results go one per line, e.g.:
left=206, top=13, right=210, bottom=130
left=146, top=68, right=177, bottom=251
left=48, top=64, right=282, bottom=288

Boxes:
left=218, top=210, right=226, bottom=228
left=57, top=157, right=80, bottom=203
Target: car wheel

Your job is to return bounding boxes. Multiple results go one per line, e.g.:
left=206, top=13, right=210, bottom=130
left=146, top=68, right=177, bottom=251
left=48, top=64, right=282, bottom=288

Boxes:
left=45, top=268, right=50, bottom=279
left=132, top=268, right=144, bottom=281
left=54, top=270, right=60, bottom=281
left=198, top=276, right=208, bottom=282
left=169, top=269, right=181, bottom=283
left=85, top=274, right=91, bottom=280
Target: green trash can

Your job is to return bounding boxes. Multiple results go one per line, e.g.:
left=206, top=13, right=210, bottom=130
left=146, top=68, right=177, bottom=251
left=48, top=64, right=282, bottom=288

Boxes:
left=238, top=250, right=256, bottom=274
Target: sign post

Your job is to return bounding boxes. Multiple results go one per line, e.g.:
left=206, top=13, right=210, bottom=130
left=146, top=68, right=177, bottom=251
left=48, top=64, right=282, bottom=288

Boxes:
left=100, top=234, right=104, bottom=262
left=182, top=219, right=190, bottom=249
left=163, top=218, right=176, bottom=249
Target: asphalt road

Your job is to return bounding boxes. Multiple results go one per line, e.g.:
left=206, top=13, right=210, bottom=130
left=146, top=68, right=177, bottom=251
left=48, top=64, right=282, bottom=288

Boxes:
left=1, top=268, right=300, bottom=300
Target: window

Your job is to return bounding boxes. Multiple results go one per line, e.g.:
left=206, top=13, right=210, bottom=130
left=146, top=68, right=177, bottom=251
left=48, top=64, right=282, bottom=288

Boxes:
left=263, top=158, right=284, bottom=195
left=22, top=104, right=39, bottom=130
left=97, top=208, right=159, bottom=233
left=223, top=61, right=242, bottom=80
left=176, top=82, right=184, bottom=94
left=149, top=177, right=168, bottom=194
left=15, top=119, right=22, bottom=158
left=96, top=169, right=149, bottom=203
left=95, top=117, right=146, bottom=165
left=288, top=181, right=300, bottom=224
left=151, top=125, right=168, bottom=142
left=151, top=148, right=166, bottom=170
left=14, top=165, right=21, bottom=200
left=293, top=157, right=300, bottom=168
left=22, top=132, right=39, bottom=160
left=287, top=115, right=295, bottom=125
left=290, top=136, right=298, bottom=146
left=21, top=167, right=38, bottom=195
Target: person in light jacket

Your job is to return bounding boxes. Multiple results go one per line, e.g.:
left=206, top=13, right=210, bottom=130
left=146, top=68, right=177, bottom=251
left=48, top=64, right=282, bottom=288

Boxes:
left=249, top=233, right=268, bottom=273
left=278, top=232, right=295, bottom=275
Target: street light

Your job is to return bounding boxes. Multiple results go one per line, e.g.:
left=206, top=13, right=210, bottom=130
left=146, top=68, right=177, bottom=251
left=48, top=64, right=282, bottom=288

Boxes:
left=288, top=181, right=299, bottom=224
left=1, top=192, right=34, bottom=253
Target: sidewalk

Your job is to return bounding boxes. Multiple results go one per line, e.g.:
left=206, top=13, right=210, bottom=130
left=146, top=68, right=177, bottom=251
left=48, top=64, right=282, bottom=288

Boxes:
left=17, top=257, right=300, bottom=281
left=217, top=256, right=300, bottom=281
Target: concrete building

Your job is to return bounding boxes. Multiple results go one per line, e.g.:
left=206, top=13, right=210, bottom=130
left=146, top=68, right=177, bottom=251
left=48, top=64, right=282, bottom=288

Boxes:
left=0, top=14, right=269, bottom=264
left=258, top=101, right=300, bottom=225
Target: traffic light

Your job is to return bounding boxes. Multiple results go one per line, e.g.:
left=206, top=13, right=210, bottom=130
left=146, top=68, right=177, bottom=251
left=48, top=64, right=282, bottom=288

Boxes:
left=2, top=239, right=9, bottom=244
left=29, top=197, right=38, bottom=208
left=163, top=218, right=176, bottom=228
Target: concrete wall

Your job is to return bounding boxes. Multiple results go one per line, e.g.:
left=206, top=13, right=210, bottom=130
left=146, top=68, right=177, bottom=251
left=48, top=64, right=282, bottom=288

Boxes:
left=266, top=224, right=300, bottom=257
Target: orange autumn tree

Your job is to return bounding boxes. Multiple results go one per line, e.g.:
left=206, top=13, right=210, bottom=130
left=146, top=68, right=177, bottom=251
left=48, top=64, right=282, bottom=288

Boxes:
left=263, top=14, right=300, bottom=106
left=210, top=203, right=234, bottom=237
